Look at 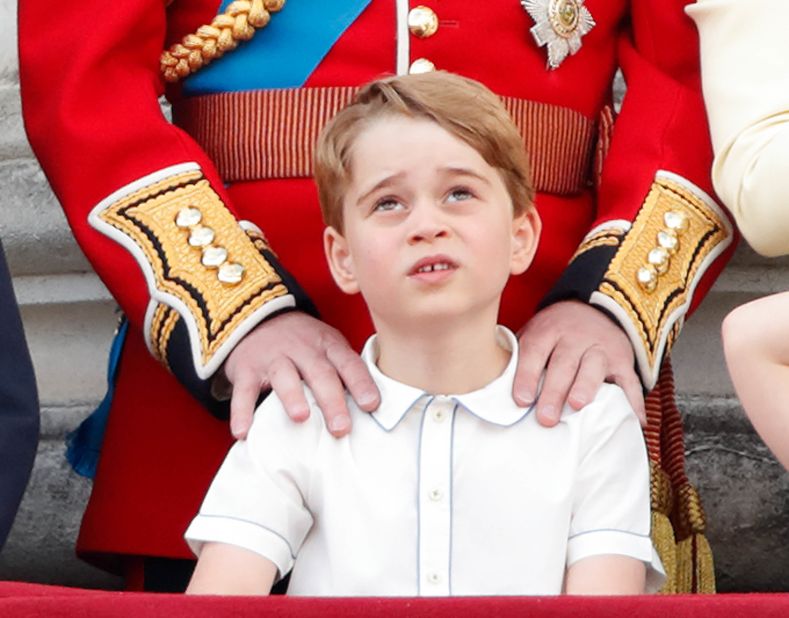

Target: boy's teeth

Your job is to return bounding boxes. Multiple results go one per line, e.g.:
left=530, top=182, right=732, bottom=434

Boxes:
left=418, top=263, right=450, bottom=273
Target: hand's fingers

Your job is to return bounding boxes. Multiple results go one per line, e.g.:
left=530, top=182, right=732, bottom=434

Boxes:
left=325, top=340, right=380, bottom=412
left=513, top=336, right=555, bottom=406
left=301, top=358, right=353, bottom=437
left=268, top=357, right=311, bottom=423
left=229, top=371, right=263, bottom=439
left=613, top=371, right=646, bottom=426
left=566, top=347, right=608, bottom=411
left=534, top=347, right=580, bottom=427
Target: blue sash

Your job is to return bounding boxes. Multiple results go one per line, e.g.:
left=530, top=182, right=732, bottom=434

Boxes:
left=66, top=317, right=128, bottom=478
left=184, top=0, right=373, bottom=95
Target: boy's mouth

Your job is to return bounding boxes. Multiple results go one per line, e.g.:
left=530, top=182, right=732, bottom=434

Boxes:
left=416, top=262, right=452, bottom=273
left=408, top=255, right=458, bottom=278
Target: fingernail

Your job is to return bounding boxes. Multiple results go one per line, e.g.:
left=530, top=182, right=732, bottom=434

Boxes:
left=517, top=390, right=534, bottom=406
left=540, top=404, right=557, bottom=420
left=358, top=391, right=378, bottom=409
left=291, top=407, right=310, bottom=422
left=329, top=415, right=351, bottom=434
left=569, top=394, right=587, bottom=410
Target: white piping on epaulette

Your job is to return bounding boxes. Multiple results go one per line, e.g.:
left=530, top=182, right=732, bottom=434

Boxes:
left=583, top=219, right=632, bottom=240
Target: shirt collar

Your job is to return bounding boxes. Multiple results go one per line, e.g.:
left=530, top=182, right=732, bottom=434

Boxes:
left=363, top=326, right=534, bottom=431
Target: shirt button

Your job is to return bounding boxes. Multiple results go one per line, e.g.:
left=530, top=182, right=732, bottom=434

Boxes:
left=408, top=6, right=439, bottom=39
left=409, top=58, right=436, bottom=74
left=432, top=408, right=447, bottom=422
left=427, top=572, right=442, bottom=584
left=428, top=488, right=443, bottom=501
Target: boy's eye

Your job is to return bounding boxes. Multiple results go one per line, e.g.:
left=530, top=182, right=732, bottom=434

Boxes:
left=373, top=197, right=405, bottom=212
left=446, top=188, right=474, bottom=203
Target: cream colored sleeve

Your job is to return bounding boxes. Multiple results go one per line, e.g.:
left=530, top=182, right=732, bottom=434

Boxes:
left=688, top=0, right=789, bottom=257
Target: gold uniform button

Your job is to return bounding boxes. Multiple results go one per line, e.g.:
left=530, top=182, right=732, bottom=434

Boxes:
left=647, top=247, right=670, bottom=275
left=664, top=210, right=689, bottom=233
left=408, top=6, right=439, bottom=38
left=409, top=58, right=436, bottom=74
left=201, top=245, right=228, bottom=269
left=637, top=265, right=657, bottom=293
left=188, top=225, right=215, bottom=247
left=175, top=206, right=202, bottom=228
left=218, top=262, right=245, bottom=285
left=656, top=229, right=679, bottom=255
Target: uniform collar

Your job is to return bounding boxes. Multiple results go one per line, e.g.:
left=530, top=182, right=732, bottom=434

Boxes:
left=363, top=327, right=534, bottom=431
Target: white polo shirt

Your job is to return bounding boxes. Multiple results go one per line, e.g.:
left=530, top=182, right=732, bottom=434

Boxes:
left=186, top=328, right=664, bottom=596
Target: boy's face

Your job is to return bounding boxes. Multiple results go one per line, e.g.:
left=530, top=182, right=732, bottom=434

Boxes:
left=324, top=115, right=540, bottom=330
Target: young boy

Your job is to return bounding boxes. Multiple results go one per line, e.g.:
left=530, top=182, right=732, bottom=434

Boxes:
left=184, top=71, right=663, bottom=596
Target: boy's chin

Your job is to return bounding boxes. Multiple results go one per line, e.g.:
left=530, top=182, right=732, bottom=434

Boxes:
left=375, top=304, right=497, bottom=331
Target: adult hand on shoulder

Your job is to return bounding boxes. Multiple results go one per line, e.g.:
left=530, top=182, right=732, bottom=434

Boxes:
left=223, top=311, right=380, bottom=439
left=514, top=300, right=645, bottom=427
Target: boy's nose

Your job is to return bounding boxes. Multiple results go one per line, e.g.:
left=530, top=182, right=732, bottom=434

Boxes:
left=408, top=223, right=449, bottom=244
left=407, top=204, right=450, bottom=244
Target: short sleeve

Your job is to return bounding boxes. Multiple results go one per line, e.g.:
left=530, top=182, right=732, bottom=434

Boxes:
left=566, top=384, right=665, bottom=592
left=184, top=391, right=319, bottom=578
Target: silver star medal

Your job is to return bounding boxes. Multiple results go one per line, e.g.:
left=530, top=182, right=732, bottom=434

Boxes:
left=521, top=0, right=596, bottom=69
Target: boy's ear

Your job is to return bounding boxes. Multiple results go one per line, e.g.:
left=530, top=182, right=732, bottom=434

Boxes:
left=323, top=226, right=360, bottom=295
left=510, top=207, right=542, bottom=276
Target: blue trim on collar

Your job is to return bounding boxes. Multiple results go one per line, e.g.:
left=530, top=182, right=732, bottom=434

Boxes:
left=183, top=0, right=373, bottom=95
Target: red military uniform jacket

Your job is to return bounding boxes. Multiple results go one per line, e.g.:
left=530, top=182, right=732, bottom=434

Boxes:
left=18, top=0, right=734, bottom=578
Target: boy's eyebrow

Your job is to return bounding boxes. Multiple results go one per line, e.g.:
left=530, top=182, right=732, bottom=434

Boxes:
left=356, top=172, right=406, bottom=206
left=439, top=166, right=492, bottom=186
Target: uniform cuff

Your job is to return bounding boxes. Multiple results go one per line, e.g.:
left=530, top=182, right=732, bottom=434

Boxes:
left=543, top=172, right=734, bottom=389
left=88, top=162, right=319, bottom=418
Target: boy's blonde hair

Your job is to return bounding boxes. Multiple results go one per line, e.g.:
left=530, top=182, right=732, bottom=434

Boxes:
left=314, top=71, right=535, bottom=231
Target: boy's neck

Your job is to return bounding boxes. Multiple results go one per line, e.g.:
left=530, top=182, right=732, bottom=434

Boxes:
left=374, top=311, right=511, bottom=395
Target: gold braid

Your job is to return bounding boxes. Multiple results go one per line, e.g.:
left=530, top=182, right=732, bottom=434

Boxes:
left=160, top=0, right=286, bottom=83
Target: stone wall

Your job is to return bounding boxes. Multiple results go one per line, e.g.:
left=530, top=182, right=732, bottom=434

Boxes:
left=0, top=0, right=786, bottom=592
left=0, top=0, right=120, bottom=589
